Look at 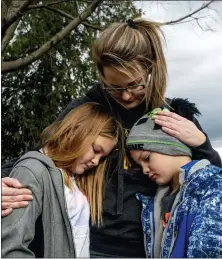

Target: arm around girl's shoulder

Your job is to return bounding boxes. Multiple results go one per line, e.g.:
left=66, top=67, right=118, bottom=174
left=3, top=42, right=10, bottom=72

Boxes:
left=2, top=160, right=44, bottom=258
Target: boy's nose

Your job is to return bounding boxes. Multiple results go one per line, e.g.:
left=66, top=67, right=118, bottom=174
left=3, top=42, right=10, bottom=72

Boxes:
left=142, top=166, right=150, bottom=175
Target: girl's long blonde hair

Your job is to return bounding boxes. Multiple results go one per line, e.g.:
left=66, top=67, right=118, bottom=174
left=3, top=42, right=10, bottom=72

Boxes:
left=92, top=17, right=167, bottom=110
left=40, top=103, right=123, bottom=225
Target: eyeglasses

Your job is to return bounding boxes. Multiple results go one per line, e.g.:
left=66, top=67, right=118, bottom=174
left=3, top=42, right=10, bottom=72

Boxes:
left=103, top=83, right=145, bottom=97
left=103, top=73, right=150, bottom=97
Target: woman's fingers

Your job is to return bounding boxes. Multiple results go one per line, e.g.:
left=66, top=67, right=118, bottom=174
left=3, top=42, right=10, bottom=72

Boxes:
left=154, top=118, right=182, bottom=133
left=2, top=201, right=29, bottom=210
left=2, top=178, right=33, bottom=215
left=2, top=208, right=13, bottom=217
left=2, top=177, right=23, bottom=188
left=2, top=194, right=33, bottom=203
left=155, top=111, right=184, bottom=121
left=152, top=111, right=206, bottom=147
left=161, top=126, right=183, bottom=139
left=2, top=186, right=32, bottom=196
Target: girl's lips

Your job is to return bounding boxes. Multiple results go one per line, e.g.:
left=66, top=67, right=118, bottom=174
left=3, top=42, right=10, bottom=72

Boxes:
left=86, top=164, right=94, bottom=170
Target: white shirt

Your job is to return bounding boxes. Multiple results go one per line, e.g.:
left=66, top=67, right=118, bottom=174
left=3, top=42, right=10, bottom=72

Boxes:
left=38, top=150, right=90, bottom=257
left=64, top=179, right=90, bottom=257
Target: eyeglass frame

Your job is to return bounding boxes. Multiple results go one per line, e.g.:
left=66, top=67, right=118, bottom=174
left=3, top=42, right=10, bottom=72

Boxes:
left=102, top=73, right=150, bottom=96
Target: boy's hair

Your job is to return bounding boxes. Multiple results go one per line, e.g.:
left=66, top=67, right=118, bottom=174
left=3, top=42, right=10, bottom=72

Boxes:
left=92, top=17, right=167, bottom=110
left=40, top=102, right=124, bottom=226
left=127, top=98, right=201, bottom=157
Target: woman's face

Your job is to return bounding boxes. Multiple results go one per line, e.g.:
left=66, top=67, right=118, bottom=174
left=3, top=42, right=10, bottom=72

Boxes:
left=70, top=135, right=116, bottom=174
left=103, top=66, right=146, bottom=109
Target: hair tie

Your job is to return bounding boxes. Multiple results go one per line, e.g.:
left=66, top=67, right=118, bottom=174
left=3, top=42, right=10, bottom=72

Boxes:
left=126, top=19, right=136, bottom=29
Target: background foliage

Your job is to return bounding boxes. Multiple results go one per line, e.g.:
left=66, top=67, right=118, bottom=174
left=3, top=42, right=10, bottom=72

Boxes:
left=1, top=1, right=141, bottom=163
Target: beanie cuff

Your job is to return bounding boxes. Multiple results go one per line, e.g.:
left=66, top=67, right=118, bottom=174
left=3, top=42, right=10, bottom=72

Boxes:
left=127, top=139, right=192, bottom=157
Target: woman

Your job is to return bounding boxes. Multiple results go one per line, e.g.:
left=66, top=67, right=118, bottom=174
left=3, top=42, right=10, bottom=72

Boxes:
left=2, top=18, right=221, bottom=258
left=1, top=102, right=123, bottom=258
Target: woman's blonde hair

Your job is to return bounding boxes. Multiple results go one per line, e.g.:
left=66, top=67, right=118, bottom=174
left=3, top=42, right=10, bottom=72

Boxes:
left=92, top=17, right=167, bottom=110
left=40, top=103, right=123, bottom=225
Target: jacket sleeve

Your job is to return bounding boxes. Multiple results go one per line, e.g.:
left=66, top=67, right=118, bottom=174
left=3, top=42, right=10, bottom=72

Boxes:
left=191, top=117, right=221, bottom=167
left=1, top=157, right=20, bottom=178
left=187, top=173, right=222, bottom=258
left=1, top=165, right=43, bottom=258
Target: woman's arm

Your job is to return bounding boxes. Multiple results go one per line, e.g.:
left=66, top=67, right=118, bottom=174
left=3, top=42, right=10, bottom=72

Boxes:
left=2, top=177, right=33, bottom=217
left=2, top=165, right=43, bottom=257
left=153, top=111, right=221, bottom=167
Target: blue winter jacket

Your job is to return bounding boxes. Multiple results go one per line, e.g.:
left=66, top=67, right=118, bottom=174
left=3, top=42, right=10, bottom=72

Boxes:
left=137, top=159, right=222, bottom=258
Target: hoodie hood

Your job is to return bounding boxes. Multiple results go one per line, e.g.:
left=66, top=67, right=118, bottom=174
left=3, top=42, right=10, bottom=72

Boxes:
left=14, top=150, right=56, bottom=170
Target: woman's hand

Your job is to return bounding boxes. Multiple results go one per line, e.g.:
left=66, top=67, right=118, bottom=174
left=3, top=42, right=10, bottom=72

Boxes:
left=2, top=177, right=33, bottom=217
left=152, top=111, right=206, bottom=147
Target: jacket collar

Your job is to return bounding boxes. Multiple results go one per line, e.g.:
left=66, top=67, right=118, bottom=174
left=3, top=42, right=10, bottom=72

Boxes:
left=179, top=159, right=211, bottom=185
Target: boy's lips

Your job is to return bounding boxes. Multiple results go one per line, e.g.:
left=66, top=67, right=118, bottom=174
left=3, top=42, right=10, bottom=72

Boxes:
left=149, top=173, right=157, bottom=181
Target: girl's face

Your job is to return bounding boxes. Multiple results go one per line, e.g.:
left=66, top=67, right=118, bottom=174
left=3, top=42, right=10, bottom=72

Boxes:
left=103, top=66, right=146, bottom=109
left=70, top=135, right=116, bottom=174
left=129, top=150, right=181, bottom=186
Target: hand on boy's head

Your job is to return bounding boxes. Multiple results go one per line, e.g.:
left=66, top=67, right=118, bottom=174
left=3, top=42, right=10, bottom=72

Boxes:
left=2, top=177, right=33, bottom=217
left=152, top=111, right=206, bottom=147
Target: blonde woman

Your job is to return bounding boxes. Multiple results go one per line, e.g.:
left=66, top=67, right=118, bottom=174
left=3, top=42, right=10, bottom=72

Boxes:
left=2, top=103, right=123, bottom=258
left=2, top=18, right=221, bottom=257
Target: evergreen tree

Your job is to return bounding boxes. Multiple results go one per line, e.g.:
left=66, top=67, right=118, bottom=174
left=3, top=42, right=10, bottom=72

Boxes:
left=1, top=1, right=141, bottom=162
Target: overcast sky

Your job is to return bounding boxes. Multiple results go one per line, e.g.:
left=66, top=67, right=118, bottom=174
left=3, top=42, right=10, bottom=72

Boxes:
left=135, top=1, right=222, bottom=158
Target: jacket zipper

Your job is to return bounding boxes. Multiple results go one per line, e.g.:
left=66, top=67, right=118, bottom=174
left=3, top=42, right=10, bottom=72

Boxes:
left=143, top=211, right=149, bottom=258
left=60, top=169, right=77, bottom=257
left=150, top=210, right=155, bottom=258
left=160, top=191, right=182, bottom=258
left=141, top=198, right=153, bottom=258
left=162, top=171, right=202, bottom=257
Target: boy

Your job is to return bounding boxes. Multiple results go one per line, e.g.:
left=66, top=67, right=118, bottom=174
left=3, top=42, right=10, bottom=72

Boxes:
left=126, top=99, right=222, bottom=258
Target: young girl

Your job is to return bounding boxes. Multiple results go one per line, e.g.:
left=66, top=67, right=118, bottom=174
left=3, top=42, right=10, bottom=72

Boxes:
left=1, top=102, right=123, bottom=258
left=127, top=99, right=222, bottom=258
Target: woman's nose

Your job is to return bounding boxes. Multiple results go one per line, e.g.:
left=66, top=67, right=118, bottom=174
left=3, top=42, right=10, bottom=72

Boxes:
left=121, top=89, right=132, bottom=101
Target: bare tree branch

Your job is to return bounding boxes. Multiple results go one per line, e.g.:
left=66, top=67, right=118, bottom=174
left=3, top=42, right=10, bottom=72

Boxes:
left=76, top=0, right=124, bottom=5
left=27, top=4, right=102, bottom=30
left=28, top=4, right=75, bottom=19
left=82, top=21, right=102, bottom=30
left=28, top=0, right=70, bottom=9
left=1, top=0, right=33, bottom=39
left=2, top=0, right=104, bottom=73
left=2, top=18, right=20, bottom=53
left=161, top=0, right=215, bottom=26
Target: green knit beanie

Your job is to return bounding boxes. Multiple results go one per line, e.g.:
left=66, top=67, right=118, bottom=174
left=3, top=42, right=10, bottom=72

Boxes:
left=126, top=107, right=192, bottom=157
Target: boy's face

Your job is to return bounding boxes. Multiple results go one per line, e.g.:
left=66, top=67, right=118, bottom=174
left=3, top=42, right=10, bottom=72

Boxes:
left=129, top=150, right=180, bottom=186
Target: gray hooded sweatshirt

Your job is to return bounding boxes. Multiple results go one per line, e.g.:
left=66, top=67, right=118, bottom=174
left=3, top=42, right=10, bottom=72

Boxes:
left=1, top=151, right=76, bottom=258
